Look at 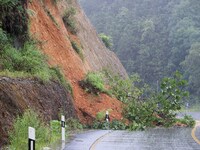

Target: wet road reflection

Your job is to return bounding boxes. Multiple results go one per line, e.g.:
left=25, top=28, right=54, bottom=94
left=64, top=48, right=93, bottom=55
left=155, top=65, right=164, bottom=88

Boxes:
left=94, top=128, right=199, bottom=150
left=64, top=112, right=200, bottom=150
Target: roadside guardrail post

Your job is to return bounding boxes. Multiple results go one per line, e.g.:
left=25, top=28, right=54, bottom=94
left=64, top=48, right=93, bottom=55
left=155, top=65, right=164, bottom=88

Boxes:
left=61, top=115, right=65, bottom=142
left=28, top=127, right=35, bottom=150
left=105, top=111, right=110, bottom=129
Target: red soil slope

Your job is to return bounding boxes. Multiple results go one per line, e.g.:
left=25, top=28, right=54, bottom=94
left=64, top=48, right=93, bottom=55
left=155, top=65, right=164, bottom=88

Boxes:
left=28, top=0, right=125, bottom=123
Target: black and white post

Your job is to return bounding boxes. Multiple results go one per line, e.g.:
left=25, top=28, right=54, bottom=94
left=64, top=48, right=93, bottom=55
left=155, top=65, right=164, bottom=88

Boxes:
left=61, top=115, right=65, bottom=142
left=105, top=111, right=110, bottom=130
left=28, top=127, right=35, bottom=150
left=105, top=111, right=110, bottom=123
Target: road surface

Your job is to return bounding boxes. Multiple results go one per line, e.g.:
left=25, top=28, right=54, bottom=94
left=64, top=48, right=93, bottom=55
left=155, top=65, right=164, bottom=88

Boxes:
left=64, top=112, right=200, bottom=150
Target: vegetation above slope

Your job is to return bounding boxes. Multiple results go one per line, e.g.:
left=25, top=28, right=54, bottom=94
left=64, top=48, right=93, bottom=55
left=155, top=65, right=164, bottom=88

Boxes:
left=79, top=0, right=200, bottom=106
left=0, top=28, right=72, bottom=92
left=0, top=0, right=72, bottom=92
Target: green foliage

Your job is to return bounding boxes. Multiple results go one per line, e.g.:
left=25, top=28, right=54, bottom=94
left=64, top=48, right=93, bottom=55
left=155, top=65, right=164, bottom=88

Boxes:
left=182, top=43, right=200, bottom=98
left=0, top=27, right=9, bottom=48
left=0, top=0, right=28, bottom=41
left=0, top=29, right=72, bottom=93
left=96, top=109, right=112, bottom=121
left=128, top=122, right=146, bottom=131
left=80, top=0, right=200, bottom=104
left=110, top=120, right=127, bottom=130
left=123, top=99, right=157, bottom=130
left=99, top=33, right=113, bottom=49
left=0, top=70, right=32, bottom=78
left=80, top=72, right=108, bottom=95
left=50, top=120, right=60, bottom=135
left=0, top=0, right=18, bottom=7
left=50, top=66, right=73, bottom=94
left=9, top=109, right=57, bottom=150
left=106, top=72, right=143, bottom=103
left=0, top=42, right=52, bottom=82
left=176, top=115, right=195, bottom=127
left=96, top=111, right=106, bottom=121
left=65, top=118, right=83, bottom=130
left=49, top=120, right=62, bottom=142
left=155, top=71, right=189, bottom=123
left=91, top=120, right=126, bottom=130
left=71, top=41, right=84, bottom=60
left=91, top=120, right=108, bottom=130
left=124, top=72, right=190, bottom=129
left=86, top=72, right=104, bottom=91
left=63, top=7, right=77, bottom=34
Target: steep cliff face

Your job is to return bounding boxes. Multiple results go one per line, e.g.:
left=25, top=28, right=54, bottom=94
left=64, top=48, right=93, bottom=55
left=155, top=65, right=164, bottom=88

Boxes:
left=28, top=0, right=127, bottom=123
left=0, top=77, right=75, bottom=146
left=58, top=0, right=127, bottom=77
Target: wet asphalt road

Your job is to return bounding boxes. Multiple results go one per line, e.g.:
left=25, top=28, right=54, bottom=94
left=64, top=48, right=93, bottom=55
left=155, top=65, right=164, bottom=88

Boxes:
left=64, top=112, right=200, bottom=150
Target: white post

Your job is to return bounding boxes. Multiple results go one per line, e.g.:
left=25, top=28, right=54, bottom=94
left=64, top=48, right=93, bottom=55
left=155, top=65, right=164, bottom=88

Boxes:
left=105, top=111, right=110, bottom=130
left=28, top=127, right=35, bottom=150
left=106, top=111, right=109, bottom=122
left=61, top=115, right=65, bottom=142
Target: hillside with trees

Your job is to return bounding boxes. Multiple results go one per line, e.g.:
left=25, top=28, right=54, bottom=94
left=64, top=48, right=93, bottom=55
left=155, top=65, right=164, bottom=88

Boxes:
left=79, top=0, right=200, bottom=105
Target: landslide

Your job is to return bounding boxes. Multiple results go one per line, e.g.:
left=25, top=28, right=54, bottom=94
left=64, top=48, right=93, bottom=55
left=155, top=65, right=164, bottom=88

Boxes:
left=0, top=77, right=75, bottom=146
left=28, top=0, right=127, bottom=123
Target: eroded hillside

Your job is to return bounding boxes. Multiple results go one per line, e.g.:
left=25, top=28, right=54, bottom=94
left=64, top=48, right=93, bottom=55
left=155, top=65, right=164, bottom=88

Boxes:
left=0, top=77, right=75, bottom=145
left=0, top=0, right=127, bottom=145
left=28, top=0, right=127, bottom=123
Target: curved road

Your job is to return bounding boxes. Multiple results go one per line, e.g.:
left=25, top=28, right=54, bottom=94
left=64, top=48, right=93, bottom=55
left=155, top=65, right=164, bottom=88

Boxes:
left=64, top=112, right=200, bottom=150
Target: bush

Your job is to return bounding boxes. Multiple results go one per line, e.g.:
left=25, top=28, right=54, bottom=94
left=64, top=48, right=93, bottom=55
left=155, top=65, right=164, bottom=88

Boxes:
left=154, top=71, right=189, bottom=125
left=0, top=31, right=71, bottom=91
left=71, top=41, right=84, bottom=60
left=91, top=120, right=110, bottom=130
left=79, top=72, right=108, bottom=95
left=9, top=109, right=55, bottom=150
left=50, top=120, right=60, bottom=136
left=0, top=0, right=18, bottom=7
left=104, top=70, right=144, bottom=103
left=123, top=71, right=191, bottom=129
left=110, top=120, right=127, bottom=130
left=96, top=111, right=106, bottom=121
left=63, top=7, right=77, bottom=34
left=124, top=99, right=157, bottom=129
left=0, top=28, right=9, bottom=48
left=0, top=42, right=52, bottom=82
left=91, top=120, right=126, bottom=130
left=65, top=118, right=83, bottom=130
left=99, top=33, right=113, bottom=49
left=50, top=120, right=62, bottom=142
left=128, top=122, right=146, bottom=131
left=177, top=115, right=195, bottom=127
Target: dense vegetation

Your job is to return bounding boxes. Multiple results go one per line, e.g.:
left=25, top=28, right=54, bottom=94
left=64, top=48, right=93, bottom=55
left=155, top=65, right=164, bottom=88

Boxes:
left=8, top=109, right=83, bottom=149
left=79, top=72, right=109, bottom=95
left=0, top=0, right=72, bottom=92
left=79, top=71, right=195, bottom=129
left=9, top=110, right=60, bottom=150
left=79, top=0, right=200, bottom=105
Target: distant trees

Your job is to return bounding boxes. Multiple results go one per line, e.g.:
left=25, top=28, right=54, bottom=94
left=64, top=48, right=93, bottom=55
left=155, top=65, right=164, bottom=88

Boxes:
left=80, top=0, right=200, bottom=104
